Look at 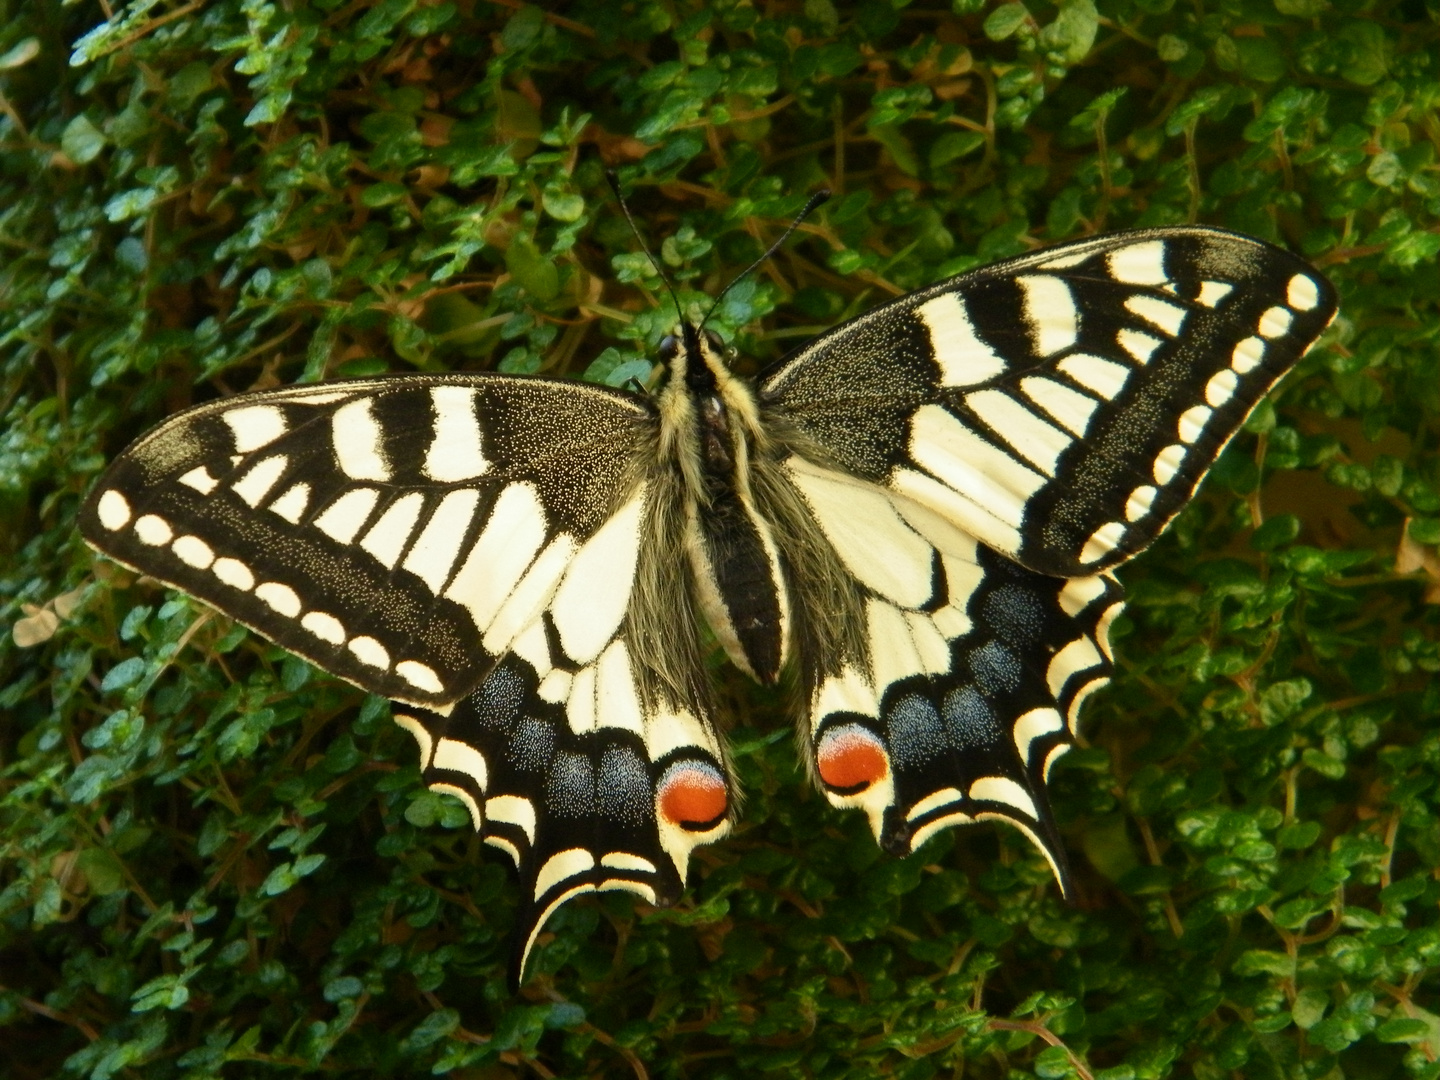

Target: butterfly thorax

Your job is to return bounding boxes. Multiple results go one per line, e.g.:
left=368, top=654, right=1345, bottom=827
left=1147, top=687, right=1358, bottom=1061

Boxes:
left=657, top=325, right=792, bottom=685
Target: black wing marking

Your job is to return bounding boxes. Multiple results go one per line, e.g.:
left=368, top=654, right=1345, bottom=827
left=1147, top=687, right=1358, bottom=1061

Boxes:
left=79, top=375, right=651, bottom=707
left=778, top=456, right=1120, bottom=883
left=759, top=227, right=1337, bottom=577
left=394, top=638, right=732, bottom=986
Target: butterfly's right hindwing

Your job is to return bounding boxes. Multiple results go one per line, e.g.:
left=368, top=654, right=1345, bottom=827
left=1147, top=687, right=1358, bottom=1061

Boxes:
left=79, top=376, right=652, bottom=707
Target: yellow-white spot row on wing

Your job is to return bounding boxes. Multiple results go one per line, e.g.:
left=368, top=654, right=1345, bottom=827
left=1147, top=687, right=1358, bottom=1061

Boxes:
left=892, top=468, right=1021, bottom=572
left=931, top=603, right=972, bottom=640
left=940, top=549, right=986, bottom=606
left=444, top=482, right=547, bottom=633
left=1107, top=240, right=1168, bottom=285
left=889, top=491, right=979, bottom=562
left=1232, top=336, right=1265, bottom=374
left=566, top=666, right=597, bottom=735
left=1016, top=274, right=1079, bottom=356
left=1287, top=274, right=1320, bottom=311
left=1066, top=677, right=1108, bottom=730
left=1153, top=444, right=1186, bottom=485
left=1095, top=601, right=1124, bottom=661
left=976, top=812, right=1065, bottom=889
left=600, top=877, right=656, bottom=905
left=812, top=665, right=879, bottom=732
left=908, top=810, right=977, bottom=853
left=965, top=389, right=1072, bottom=477
left=360, top=492, right=424, bottom=569
left=232, top=455, right=287, bottom=508
left=907, top=405, right=1046, bottom=527
left=401, top=490, right=481, bottom=594
left=433, top=736, right=488, bottom=790
left=916, top=292, right=1008, bottom=387
left=1258, top=306, right=1293, bottom=339
left=1118, top=328, right=1164, bottom=365
left=601, top=852, right=656, bottom=873
left=1206, top=369, right=1239, bottom=407
left=486, top=794, right=537, bottom=844
left=135, top=514, right=172, bottom=546
left=969, top=776, right=1037, bottom=818
left=396, top=660, right=444, bottom=694
left=484, top=533, right=578, bottom=656
left=1013, top=706, right=1064, bottom=763
left=423, top=386, right=489, bottom=482
left=1058, top=353, right=1130, bottom=398
left=224, top=405, right=287, bottom=453
left=906, top=787, right=965, bottom=823
left=429, top=782, right=482, bottom=831
left=348, top=635, right=390, bottom=670
left=331, top=399, right=390, bottom=481
left=255, top=581, right=300, bottom=617
left=315, top=488, right=379, bottom=545
left=1125, top=485, right=1156, bottom=522
left=643, top=703, right=721, bottom=762
left=1178, top=405, right=1212, bottom=444
left=787, top=457, right=935, bottom=608
left=392, top=712, right=434, bottom=769
left=302, top=610, right=345, bottom=644
left=1125, top=295, right=1187, bottom=337
left=172, top=535, right=215, bottom=569
left=1080, top=521, right=1125, bottom=565
left=867, top=600, right=926, bottom=692
left=178, top=466, right=219, bottom=495
left=595, top=639, right=644, bottom=735
left=97, top=490, right=132, bottom=530
left=1197, top=280, right=1233, bottom=308
left=486, top=834, right=520, bottom=866
left=1048, top=636, right=1104, bottom=697
left=1019, top=376, right=1099, bottom=437
left=510, top=620, right=552, bottom=680
left=549, top=486, right=646, bottom=664
left=269, top=482, right=310, bottom=524
left=1043, top=743, right=1071, bottom=781
left=538, top=669, right=571, bottom=704
left=1058, top=575, right=1106, bottom=617
left=213, top=557, right=254, bottom=591
left=905, top=612, right=951, bottom=674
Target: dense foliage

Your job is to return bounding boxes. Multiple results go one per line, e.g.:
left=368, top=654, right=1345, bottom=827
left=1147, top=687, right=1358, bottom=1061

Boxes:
left=1, top=0, right=1436, bottom=1076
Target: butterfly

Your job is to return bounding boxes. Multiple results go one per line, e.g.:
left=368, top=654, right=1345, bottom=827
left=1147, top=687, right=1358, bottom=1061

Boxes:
left=79, top=222, right=1335, bottom=984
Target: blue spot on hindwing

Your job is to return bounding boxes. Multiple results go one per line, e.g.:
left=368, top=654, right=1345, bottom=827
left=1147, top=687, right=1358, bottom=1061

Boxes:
left=886, top=693, right=946, bottom=768
left=970, top=640, right=1022, bottom=694
left=942, top=685, right=1001, bottom=749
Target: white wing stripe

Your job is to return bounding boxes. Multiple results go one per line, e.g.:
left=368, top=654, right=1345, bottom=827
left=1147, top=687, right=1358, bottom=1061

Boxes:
left=1107, top=240, right=1167, bottom=285
left=360, top=493, right=424, bottom=568
left=444, top=483, right=548, bottom=632
left=916, top=293, right=1007, bottom=387
left=331, top=399, right=390, bottom=481
left=1058, top=353, right=1130, bottom=398
left=1016, top=275, right=1079, bottom=356
left=908, top=405, right=1045, bottom=527
left=964, top=390, right=1071, bottom=477
left=224, top=405, right=287, bottom=453
left=1019, top=375, right=1099, bottom=436
left=314, top=488, right=379, bottom=544
left=424, top=386, right=489, bottom=481
left=550, top=487, right=646, bottom=664
left=402, top=489, right=481, bottom=594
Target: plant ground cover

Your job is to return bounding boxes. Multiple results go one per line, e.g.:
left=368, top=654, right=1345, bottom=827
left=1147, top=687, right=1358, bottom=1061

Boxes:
left=1, top=0, right=1437, bottom=1077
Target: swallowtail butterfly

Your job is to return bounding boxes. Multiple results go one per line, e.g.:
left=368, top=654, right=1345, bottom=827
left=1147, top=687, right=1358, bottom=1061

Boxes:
left=80, top=224, right=1335, bottom=983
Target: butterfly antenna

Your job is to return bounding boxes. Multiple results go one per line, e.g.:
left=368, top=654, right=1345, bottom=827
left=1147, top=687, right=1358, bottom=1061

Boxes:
left=701, top=189, right=831, bottom=331
left=606, top=170, right=685, bottom=327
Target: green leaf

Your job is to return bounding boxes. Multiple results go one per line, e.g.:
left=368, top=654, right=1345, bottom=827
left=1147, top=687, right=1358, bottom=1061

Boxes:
left=984, top=3, right=1030, bottom=40
left=61, top=114, right=108, bottom=164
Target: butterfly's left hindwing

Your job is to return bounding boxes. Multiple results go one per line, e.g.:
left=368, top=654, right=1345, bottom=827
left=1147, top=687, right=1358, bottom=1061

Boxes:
left=80, top=375, right=652, bottom=707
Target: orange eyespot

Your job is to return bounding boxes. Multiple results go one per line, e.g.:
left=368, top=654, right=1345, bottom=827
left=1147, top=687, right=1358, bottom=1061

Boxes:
left=816, top=724, right=890, bottom=793
left=658, top=762, right=728, bottom=829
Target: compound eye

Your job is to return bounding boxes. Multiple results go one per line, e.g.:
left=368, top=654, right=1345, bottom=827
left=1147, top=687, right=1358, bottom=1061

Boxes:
left=702, top=329, right=725, bottom=352
left=657, top=334, right=679, bottom=361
